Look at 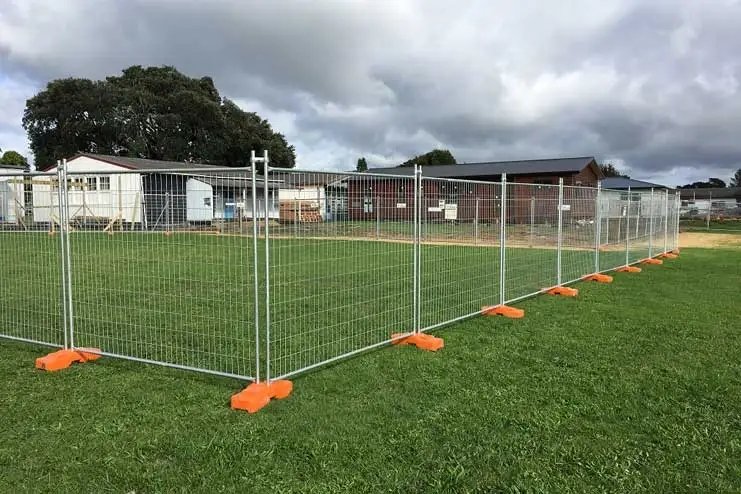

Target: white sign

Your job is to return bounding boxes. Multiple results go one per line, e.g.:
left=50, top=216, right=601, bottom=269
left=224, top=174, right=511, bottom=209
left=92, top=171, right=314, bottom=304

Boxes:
left=396, top=203, right=407, bottom=209
left=444, top=203, right=458, bottom=220
left=428, top=207, right=442, bottom=212
left=560, top=204, right=571, bottom=211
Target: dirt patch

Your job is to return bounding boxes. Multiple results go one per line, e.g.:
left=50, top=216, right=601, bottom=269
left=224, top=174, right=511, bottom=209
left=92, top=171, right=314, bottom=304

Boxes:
left=680, top=232, right=741, bottom=248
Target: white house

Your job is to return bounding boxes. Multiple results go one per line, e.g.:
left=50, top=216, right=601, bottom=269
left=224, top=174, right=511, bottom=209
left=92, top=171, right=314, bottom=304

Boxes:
left=34, top=153, right=278, bottom=230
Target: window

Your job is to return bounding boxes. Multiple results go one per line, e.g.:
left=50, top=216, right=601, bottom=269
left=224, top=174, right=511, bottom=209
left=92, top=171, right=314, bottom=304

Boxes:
left=86, top=177, right=97, bottom=191
left=203, top=197, right=212, bottom=207
left=397, top=185, right=406, bottom=202
left=99, top=176, right=110, bottom=191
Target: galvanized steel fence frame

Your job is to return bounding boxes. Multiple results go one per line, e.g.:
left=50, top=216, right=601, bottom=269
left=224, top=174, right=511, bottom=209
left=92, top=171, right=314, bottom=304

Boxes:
left=0, top=156, right=681, bottom=408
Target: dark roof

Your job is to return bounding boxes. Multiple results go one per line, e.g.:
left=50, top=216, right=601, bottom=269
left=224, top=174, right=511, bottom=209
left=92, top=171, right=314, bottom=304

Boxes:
left=42, top=153, right=222, bottom=171
left=365, top=157, right=599, bottom=179
left=601, top=177, right=670, bottom=190
left=679, top=187, right=741, bottom=200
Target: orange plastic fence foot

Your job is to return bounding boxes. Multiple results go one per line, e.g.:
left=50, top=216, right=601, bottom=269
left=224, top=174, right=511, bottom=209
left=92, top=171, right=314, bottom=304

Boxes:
left=545, top=286, right=579, bottom=297
left=390, top=332, right=444, bottom=351
left=583, top=273, right=613, bottom=283
left=35, top=348, right=101, bottom=372
left=230, top=380, right=293, bottom=413
left=642, top=258, right=663, bottom=265
left=481, top=305, right=525, bottom=319
left=658, top=252, right=678, bottom=259
left=617, top=266, right=642, bottom=273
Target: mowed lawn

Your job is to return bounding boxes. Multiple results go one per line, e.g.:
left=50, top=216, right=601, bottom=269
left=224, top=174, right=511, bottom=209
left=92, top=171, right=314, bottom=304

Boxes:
left=1, top=247, right=739, bottom=492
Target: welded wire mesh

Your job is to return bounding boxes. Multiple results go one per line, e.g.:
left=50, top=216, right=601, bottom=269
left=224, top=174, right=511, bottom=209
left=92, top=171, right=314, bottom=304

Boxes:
left=503, top=182, right=559, bottom=301
left=266, top=169, right=415, bottom=380
left=0, top=171, right=65, bottom=347
left=63, top=167, right=257, bottom=380
left=418, top=177, right=501, bottom=329
left=561, top=185, right=598, bottom=283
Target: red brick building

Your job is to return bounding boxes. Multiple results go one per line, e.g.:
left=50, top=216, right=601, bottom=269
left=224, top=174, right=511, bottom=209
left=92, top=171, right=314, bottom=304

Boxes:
left=348, top=157, right=602, bottom=222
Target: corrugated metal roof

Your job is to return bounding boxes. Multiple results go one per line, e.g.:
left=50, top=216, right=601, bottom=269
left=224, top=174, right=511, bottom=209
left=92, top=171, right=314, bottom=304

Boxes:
left=366, top=157, right=598, bottom=178
left=679, top=187, right=741, bottom=200
left=601, top=177, right=670, bottom=190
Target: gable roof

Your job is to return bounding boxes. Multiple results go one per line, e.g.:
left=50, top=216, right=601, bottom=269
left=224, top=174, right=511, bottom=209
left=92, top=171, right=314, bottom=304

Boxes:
left=366, top=157, right=600, bottom=179
left=601, top=177, right=670, bottom=190
left=42, top=153, right=221, bottom=171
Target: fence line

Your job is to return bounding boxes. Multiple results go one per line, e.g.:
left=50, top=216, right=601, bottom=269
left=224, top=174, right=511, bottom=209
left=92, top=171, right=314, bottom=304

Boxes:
left=0, top=158, right=681, bottom=412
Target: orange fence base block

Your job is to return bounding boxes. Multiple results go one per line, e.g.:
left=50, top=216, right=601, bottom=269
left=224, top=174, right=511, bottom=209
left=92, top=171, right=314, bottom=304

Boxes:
left=390, top=332, right=444, bottom=351
left=642, top=258, right=663, bottom=265
left=481, top=305, right=525, bottom=319
left=617, top=266, right=642, bottom=273
left=658, top=252, right=678, bottom=259
left=35, top=348, right=101, bottom=372
left=583, top=273, right=613, bottom=283
left=230, top=380, right=293, bottom=414
left=545, top=286, right=579, bottom=297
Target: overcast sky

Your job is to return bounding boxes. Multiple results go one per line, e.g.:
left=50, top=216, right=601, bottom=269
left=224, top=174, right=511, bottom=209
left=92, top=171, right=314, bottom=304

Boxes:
left=1, top=0, right=741, bottom=186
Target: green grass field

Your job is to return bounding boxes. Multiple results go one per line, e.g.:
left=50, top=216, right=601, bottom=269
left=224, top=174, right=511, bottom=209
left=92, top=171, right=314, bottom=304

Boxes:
left=1, top=247, right=738, bottom=492
left=681, top=218, right=741, bottom=232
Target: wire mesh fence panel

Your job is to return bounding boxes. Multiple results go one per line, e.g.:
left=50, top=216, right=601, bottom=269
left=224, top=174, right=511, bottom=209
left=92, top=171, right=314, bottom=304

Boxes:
left=267, top=169, right=415, bottom=380
left=503, top=182, right=559, bottom=301
left=419, top=178, right=501, bottom=329
left=597, top=189, right=628, bottom=271
left=561, top=185, right=598, bottom=283
left=63, top=168, right=257, bottom=380
left=0, top=171, right=65, bottom=348
left=626, top=190, right=651, bottom=264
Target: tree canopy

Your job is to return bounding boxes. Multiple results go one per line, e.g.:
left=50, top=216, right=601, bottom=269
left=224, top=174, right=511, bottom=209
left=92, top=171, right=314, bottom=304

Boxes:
left=356, top=157, right=368, bottom=172
left=22, top=65, right=295, bottom=169
left=730, top=169, right=741, bottom=187
left=599, top=162, right=629, bottom=178
left=400, top=149, right=456, bottom=167
left=679, top=178, right=727, bottom=189
left=0, top=150, right=29, bottom=169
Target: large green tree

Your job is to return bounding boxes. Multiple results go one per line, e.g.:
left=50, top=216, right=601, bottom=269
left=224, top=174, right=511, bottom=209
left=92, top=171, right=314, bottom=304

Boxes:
left=22, top=65, right=295, bottom=168
left=400, top=149, right=456, bottom=167
left=679, top=178, right=727, bottom=189
left=0, top=150, right=29, bottom=169
left=356, top=157, right=368, bottom=172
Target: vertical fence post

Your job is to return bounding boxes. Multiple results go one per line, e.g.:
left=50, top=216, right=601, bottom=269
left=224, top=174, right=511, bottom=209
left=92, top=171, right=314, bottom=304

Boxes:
left=648, top=188, right=654, bottom=258
left=61, top=159, right=75, bottom=348
left=499, top=173, right=507, bottom=306
left=625, top=186, right=631, bottom=266
left=376, top=195, right=380, bottom=239
left=676, top=193, right=681, bottom=251
left=707, top=191, right=712, bottom=230
left=557, top=177, right=564, bottom=285
left=262, top=150, right=271, bottom=383
left=56, top=161, right=69, bottom=350
left=250, top=151, right=261, bottom=383
left=595, top=181, right=601, bottom=273
left=474, top=197, right=479, bottom=244
left=664, top=189, right=669, bottom=254
left=415, top=166, right=422, bottom=333
left=529, top=195, right=535, bottom=248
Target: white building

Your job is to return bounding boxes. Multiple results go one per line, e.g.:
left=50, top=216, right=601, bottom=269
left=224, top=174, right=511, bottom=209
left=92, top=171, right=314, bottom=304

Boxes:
left=0, top=165, right=27, bottom=225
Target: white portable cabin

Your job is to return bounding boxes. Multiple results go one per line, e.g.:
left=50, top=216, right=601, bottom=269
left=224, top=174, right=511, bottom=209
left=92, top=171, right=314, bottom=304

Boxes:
left=186, top=176, right=280, bottom=222
left=33, top=155, right=144, bottom=227
left=0, top=166, right=26, bottom=224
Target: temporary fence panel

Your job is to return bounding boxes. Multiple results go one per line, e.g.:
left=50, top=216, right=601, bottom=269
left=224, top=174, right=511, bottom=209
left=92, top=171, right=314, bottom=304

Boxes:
left=561, top=185, right=598, bottom=284
left=503, top=181, right=560, bottom=301
left=266, top=169, right=416, bottom=380
left=63, top=167, right=258, bottom=380
left=0, top=171, right=66, bottom=348
left=418, top=177, right=501, bottom=330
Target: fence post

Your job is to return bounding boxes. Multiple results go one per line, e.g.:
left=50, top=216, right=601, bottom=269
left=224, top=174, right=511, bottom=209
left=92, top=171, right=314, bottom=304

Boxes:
left=625, top=186, right=631, bottom=266
left=262, top=151, right=271, bottom=383
left=474, top=197, right=479, bottom=244
left=61, top=159, right=75, bottom=348
left=663, top=189, right=669, bottom=254
left=415, top=165, right=422, bottom=333
left=648, top=188, right=654, bottom=258
left=56, top=161, right=69, bottom=350
left=375, top=194, right=380, bottom=239
left=529, top=195, right=535, bottom=248
left=707, top=191, right=712, bottom=230
left=557, top=177, right=564, bottom=285
left=499, top=173, right=507, bottom=305
left=594, top=181, right=601, bottom=273
left=250, top=151, right=261, bottom=384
